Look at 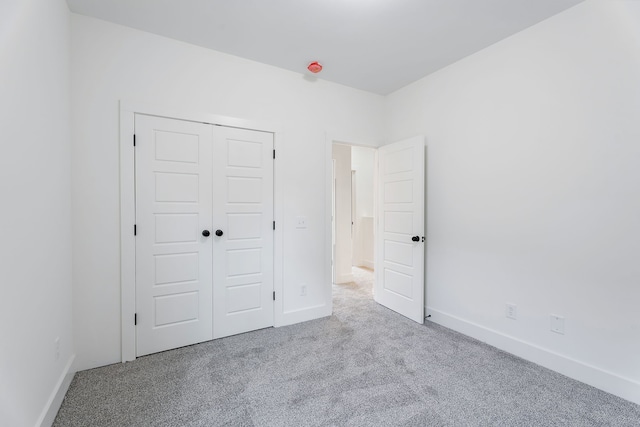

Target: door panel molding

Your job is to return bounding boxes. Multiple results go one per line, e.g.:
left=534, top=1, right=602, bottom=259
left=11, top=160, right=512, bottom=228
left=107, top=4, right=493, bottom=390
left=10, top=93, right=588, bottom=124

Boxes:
left=119, top=101, right=283, bottom=362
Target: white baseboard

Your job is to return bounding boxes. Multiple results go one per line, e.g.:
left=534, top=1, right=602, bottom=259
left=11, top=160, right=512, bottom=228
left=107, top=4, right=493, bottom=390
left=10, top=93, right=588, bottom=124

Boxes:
left=336, top=273, right=354, bottom=284
left=281, top=303, right=331, bottom=326
left=427, top=308, right=640, bottom=405
left=361, top=260, right=374, bottom=269
left=37, top=354, right=75, bottom=427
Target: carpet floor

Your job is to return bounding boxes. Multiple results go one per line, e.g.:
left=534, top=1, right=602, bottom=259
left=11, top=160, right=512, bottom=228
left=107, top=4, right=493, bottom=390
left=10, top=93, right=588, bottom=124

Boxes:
left=54, top=267, right=640, bottom=426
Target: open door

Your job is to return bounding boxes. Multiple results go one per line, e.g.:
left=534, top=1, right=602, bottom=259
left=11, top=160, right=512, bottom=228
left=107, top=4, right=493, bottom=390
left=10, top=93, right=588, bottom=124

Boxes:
left=375, top=136, right=425, bottom=323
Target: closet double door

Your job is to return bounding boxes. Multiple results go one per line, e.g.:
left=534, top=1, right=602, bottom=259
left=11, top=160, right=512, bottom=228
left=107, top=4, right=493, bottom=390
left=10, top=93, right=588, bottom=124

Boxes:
left=134, top=114, right=274, bottom=357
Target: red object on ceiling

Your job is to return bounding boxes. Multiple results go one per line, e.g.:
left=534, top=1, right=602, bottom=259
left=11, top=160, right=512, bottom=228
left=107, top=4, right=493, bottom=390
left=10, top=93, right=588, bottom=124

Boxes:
left=307, top=61, right=323, bottom=73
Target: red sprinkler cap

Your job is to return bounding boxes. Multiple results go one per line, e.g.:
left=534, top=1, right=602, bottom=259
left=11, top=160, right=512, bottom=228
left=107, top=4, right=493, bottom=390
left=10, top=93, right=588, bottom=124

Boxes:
left=307, top=61, right=323, bottom=73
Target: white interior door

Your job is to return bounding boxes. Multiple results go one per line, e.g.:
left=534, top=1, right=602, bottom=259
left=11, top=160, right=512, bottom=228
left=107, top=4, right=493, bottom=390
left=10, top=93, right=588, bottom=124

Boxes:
left=212, top=126, right=274, bottom=338
left=375, top=136, right=425, bottom=323
left=135, top=114, right=214, bottom=356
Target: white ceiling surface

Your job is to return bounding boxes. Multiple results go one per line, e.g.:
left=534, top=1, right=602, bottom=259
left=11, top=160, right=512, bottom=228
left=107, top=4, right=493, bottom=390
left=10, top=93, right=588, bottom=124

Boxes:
left=66, top=0, right=584, bottom=95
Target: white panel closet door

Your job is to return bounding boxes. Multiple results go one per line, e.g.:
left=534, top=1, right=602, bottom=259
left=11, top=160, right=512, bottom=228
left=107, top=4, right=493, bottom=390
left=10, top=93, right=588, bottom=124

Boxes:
left=375, top=136, right=425, bottom=324
left=135, top=114, right=213, bottom=356
left=212, top=126, right=274, bottom=338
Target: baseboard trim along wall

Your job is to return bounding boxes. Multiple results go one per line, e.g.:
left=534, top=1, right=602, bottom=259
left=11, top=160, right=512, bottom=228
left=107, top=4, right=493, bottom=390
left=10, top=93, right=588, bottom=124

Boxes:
left=37, top=354, right=76, bottom=427
left=362, top=260, right=374, bottom=269
left=336, top=274, right=354, bottom=284
left=282, top=303, right=332, bottom=327
left=427, top=308, right=640, bottom=405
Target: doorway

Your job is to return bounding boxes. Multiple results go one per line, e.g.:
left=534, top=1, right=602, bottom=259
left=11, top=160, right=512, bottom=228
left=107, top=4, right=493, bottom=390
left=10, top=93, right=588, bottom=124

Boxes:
left=328, top=136, right=427, bottom=324
left=331, top=143, right=376, bottom=297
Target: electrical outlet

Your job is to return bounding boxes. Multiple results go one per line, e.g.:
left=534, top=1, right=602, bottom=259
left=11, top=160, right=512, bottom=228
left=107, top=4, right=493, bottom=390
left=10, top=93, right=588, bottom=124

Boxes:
left=550, top=315, right=565, bottom=335
left=54, top=337, right=60, bottom=361
left=505, top=303, right=517, bottom=320
left=300, top=285, right=307, bottom=296
left=296, top=216, right=307, bottom=229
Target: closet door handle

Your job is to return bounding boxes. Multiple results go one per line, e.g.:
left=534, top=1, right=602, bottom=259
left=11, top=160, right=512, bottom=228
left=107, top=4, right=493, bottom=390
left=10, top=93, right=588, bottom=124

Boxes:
left=412, top=236, right=419, bottom=242
left=202, top=230, right=210, bottom=237
left=215, top=230, right=224, bottom=237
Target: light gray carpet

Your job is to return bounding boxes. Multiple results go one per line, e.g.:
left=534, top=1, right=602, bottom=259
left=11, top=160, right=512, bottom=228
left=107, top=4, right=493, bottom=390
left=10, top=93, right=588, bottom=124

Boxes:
left=54, top=267, right=640, bottom=426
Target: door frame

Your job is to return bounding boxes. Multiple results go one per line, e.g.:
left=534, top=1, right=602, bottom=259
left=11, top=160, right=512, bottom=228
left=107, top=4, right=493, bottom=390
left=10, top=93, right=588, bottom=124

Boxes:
left=119, top=101, right=284, bottom=363
left=331, top=159, right=336, bottom=284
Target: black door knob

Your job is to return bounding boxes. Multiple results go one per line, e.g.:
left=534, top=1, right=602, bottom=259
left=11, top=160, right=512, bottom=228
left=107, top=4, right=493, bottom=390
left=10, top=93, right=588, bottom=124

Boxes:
left=202, top=230, right=210, bottom=237
left=215, top=230, right=223, bottom=236
left=412, top=236, right=419, bottom=242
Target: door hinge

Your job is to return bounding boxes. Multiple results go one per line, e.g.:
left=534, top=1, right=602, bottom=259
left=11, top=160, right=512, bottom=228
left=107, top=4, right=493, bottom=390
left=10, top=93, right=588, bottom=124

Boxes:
left=273, top=291, right=276, bottom=301
left=273, top=221, right=275, bottom=230
left=134, top=313, right=137, bottom=325
left=133, top=134, right=136, bottom=146
left=273, top=149, right=276, bottom=159
left=134, top=224, right=137, bottom=236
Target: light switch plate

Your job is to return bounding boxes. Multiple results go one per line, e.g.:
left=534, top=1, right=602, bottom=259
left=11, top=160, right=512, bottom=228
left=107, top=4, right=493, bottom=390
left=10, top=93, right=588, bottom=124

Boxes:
left=505, top=303, right=517, bottom=320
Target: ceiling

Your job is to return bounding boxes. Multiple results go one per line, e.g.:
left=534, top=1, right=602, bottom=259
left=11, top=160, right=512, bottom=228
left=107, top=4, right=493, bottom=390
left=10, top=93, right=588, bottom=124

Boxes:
left=66, top=0, right=584, bottom=95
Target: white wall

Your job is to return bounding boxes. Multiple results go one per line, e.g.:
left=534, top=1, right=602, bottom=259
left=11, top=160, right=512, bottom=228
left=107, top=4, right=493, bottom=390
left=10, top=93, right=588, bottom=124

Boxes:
left=386, top=0, right=640, bottom=403
left=332, top=144, right=353, bottom=283
left=0, top=0, right=74, bottom=426
left=70, top=14, right=385, bottom=370
left=351, top=146, right=376, bottom=268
